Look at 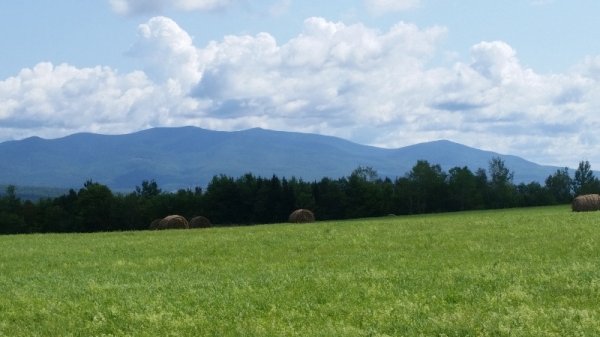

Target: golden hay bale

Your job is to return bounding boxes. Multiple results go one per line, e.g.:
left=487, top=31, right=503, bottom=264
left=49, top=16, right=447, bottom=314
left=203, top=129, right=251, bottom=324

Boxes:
left=572, top=194, right=600, bottom=212
left=157, top=215, right=189, bottom=229
left=189, top=216, right=212, bottom=228
left=289, top=209, right=315, bottom=223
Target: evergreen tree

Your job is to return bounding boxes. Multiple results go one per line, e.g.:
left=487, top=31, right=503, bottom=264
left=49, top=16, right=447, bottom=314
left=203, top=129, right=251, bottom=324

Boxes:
left=77, top=181, right=114, bottom=232
left=487, top=157, right=516, bottom=208
left=346, top=166, right=383, bottom=218
left=253, top=175, right=284, bottom=223
left=313, top=177, right=347, bottom=220
left=447, top=166, right=479, bottom=211
left=289, top=177, right=315, bottom=210
left=545, top=168, right=572, bottom=203
left=204, top=175, right=243, bottom=224
left=406, top=161, right=447, bottom=213
left=135, top=180, right=161, bottom=198
left=0, top=185, right=26, bottom=234
left=516, top=182, right=553, bottom=207
left=393, top=177, right=412, bottom=215
left=572, top=160, right=600, bottom=196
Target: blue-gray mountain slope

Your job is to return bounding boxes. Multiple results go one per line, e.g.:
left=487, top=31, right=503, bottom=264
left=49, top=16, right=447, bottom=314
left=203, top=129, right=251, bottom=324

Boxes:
left=0, top=126, right=562, bottom=190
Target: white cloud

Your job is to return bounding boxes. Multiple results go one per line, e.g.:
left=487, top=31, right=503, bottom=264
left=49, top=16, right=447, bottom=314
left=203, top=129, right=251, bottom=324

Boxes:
left=364, top=0, right=421, bottom=15
left=0, top=63, right=155, bottom=135
left=577, top=55, right=600, bottom=80
left=268, top=0, right=292, bottom=17
left=109, top=0, right=233, bottom=15
left=0, top=18, right=209, bottom=138
left=129, top=16, right=202, bottom=91
left=193, top=18, right=447, bottom=137
left=3, top=16, right=600, bottom=167
left=470, top=41, right=524, bottom=82
left=188, top=19, right=600, bottom=166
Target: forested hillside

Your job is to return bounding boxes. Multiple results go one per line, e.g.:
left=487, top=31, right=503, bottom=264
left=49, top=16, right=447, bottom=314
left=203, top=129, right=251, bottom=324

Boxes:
left=0, top=158, right=597, bottom=234
left=0, top=127, right=563, bottom=190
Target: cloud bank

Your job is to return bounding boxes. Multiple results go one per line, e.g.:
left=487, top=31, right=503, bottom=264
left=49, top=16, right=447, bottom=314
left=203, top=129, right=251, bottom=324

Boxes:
left=109, top=0, right=422, bottom=16
left=1, top=16, right=600, bottom=166
left=365, top=0, right=421, bottom=14
left=109, top=0, right=233, bottom=15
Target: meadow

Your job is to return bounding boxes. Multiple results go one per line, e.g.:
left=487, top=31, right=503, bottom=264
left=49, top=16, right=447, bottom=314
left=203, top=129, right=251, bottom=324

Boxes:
left=1, top=205, right=600, bottom=336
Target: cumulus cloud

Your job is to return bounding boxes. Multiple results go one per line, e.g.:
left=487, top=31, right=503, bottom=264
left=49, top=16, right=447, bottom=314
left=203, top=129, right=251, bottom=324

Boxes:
left=129, top=16, right=202, bottom=91
left=191, top=17, right=447, bottom=140
left=365, top=0, right=421, bottom=15
left=578, top=55, right=600, bottom=80
left=0, top=18, right=207, bottom=139
left=0, top=63, right=154, bottom=135
left=109, top=0, right=233, bottom=15
left=3, top=16, right=600, bottom=167
left=188, top=19, right=600, bottom=166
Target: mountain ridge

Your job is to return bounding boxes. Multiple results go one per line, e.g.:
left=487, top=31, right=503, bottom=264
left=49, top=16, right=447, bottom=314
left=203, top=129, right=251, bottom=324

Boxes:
left=0, top=126, right=563, bottom=191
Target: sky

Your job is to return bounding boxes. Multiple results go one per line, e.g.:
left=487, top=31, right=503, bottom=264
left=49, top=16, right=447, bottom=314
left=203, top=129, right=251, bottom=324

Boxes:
left=1, top=0, right=600, bottom=169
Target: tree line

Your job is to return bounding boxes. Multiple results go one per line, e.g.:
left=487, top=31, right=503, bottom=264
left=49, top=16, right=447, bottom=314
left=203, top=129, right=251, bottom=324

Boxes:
left=1, top=158, right=598, bottom=234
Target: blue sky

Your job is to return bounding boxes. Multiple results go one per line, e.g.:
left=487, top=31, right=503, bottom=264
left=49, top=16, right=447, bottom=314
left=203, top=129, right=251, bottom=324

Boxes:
left=1, top=0, right=600, bottom=168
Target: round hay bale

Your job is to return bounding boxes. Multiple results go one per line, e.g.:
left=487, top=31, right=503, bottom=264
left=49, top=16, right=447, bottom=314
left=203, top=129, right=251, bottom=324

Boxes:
left=190, top=216, right=212, bottom=228
left=149, top=218, right=162, bottom=230
left=157, top=215, right=189, bottom=229
left=572, top=194, right=600, bottom=212
left=289, top=209, right=315, bottom=223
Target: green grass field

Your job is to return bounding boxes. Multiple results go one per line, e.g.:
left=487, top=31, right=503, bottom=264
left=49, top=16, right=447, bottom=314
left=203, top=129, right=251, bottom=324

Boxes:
left=1, top=205, right=600, bottom=336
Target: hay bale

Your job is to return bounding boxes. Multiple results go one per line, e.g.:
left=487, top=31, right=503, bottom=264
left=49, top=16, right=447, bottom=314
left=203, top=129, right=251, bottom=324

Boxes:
left=289, top=209, right=315, bottom=223
left=190, top=216, right=212, bottom=228
left=149, top=218, right=162, bottom=230
left=572, top=194, right=600, bottom=212
left=157, top=215, right=189, bottom=229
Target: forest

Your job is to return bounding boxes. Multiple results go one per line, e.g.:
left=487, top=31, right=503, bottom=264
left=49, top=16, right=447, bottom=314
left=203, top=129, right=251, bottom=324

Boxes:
left=0, top=157, right=598, bottom=234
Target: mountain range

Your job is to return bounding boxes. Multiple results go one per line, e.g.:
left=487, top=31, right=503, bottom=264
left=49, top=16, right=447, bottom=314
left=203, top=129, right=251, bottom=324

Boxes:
left=0, top=126, right=564, bottom=191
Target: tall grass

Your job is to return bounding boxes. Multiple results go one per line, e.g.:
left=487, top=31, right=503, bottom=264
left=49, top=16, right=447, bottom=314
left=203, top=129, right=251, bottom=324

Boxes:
left=1, top=206, right=599, bottom=336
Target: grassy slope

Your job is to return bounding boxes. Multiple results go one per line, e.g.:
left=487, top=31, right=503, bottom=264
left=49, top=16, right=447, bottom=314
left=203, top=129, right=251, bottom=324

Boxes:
left=1, top=206, right=599, bottom=336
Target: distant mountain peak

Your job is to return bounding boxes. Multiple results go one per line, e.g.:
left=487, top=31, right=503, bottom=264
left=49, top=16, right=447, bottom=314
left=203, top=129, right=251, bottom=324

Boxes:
left=0, top=126, right=562, bottom=190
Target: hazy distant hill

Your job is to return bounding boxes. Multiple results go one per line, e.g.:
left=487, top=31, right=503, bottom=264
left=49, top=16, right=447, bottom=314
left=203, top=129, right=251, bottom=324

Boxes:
left=0, top=185, right=69, bottom=201
left=0, top=126, right=563, bottom=191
